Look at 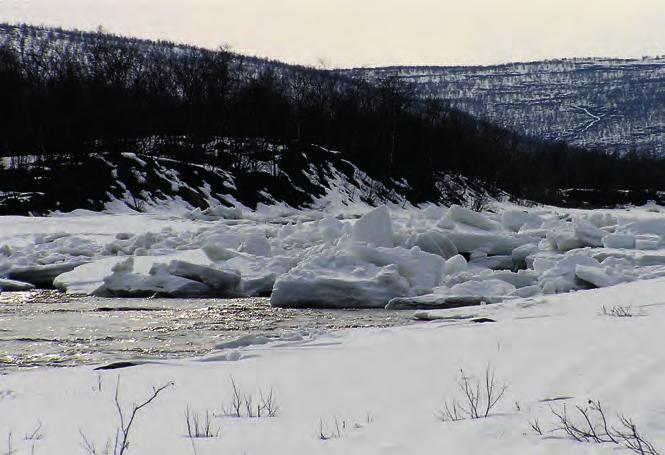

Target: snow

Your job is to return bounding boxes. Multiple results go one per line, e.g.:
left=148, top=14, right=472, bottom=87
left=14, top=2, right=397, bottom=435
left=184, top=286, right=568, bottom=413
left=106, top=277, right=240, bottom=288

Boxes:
left=443, top=253, right=468, bottom=275
left=186, top=204, right=243, bottom=221
left=348, top=242, right=445, bottom=292
left=500, top=209, right=543, bottom=232
left=443, top=230, right=534, bottom=255
left=447, top=204, right=502, bottom=231
left=0, top=277, right=35, bottom=291
left=7, top=202, right=665, bottom=309
left=448, top=278, right=515, bottom=296
left=5, top=202, right=665, bottom=451
left=238, top=232, right=272, bottom=257
left=53, top=256, right=124, bottom=294
left=602, top=233, right=635, bottom=249
left=351, top=205, right=394, bottom=247
left=95, top=254, right=243, bottom=298
left=270, top=248, right=411, bottom=308
left=103, top=258, right=213, bottom=297
left=3, top=278, right=665, bottom=453
left=575, top=263, right=633, bottom=288
left=165, top=260, right=241, bottom=293
left=6, top=261, right=89, bottom=287
left=403, top=230, right=458, bottom=259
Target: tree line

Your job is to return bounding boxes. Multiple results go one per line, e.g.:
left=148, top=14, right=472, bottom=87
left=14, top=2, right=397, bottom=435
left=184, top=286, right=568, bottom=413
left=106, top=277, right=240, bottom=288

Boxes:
left=1, top=23, right=665, bottom=205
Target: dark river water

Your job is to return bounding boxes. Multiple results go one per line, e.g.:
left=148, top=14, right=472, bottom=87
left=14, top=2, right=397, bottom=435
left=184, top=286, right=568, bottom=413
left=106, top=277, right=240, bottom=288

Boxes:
left=0, top=291, right=416, bottom=371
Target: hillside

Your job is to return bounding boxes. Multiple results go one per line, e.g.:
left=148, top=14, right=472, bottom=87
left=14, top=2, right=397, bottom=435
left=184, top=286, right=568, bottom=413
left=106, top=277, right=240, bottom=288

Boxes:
left=2, top=24, right=665, bottom=213
left=345, top=58, right=665, bottom=155
left=0, top=143, right=494, bottom=215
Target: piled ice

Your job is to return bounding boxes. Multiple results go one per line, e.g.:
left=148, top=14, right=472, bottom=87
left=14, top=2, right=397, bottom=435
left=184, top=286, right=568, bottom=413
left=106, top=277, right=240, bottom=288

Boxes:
left=4, top=202, right=665, bottom=309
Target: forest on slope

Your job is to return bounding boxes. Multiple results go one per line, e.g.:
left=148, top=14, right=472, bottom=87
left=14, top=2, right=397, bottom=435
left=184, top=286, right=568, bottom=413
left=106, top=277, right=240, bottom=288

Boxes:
left=2, top=23, right=665, bottom=210
left=345, top=59, right=665, bottom=155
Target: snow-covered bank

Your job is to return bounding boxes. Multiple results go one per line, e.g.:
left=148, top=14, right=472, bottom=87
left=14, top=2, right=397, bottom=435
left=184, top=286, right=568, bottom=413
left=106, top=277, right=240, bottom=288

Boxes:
left=2, top=278, right=665, bottom=454
left=5, top=203, right=665, bottom=310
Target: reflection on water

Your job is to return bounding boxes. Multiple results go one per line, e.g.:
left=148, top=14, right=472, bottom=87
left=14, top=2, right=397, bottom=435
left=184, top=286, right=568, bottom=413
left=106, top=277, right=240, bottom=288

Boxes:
left=0, top=291, right=415, bottom=371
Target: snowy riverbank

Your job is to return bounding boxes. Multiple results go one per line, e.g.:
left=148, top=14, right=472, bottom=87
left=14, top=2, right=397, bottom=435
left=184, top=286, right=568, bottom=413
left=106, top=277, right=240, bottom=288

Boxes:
left=2, top=278, right=665, bottom=454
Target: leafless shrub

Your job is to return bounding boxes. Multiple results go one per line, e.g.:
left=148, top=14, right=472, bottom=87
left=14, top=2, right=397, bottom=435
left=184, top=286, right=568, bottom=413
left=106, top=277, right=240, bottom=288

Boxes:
left=184, top=407, right=220, bottom=439
left=438, top=396, right=464, bottom=422
left=318, top=420, right=329, bottom=440
left=529, top=418, right=543, bottom=436
left=602, top=305, right=633, bottom=318
left=21, top=421, right=44, bottom=455
left=23, top=422, right=43, bottom=441
left=80, top=378, right=173, bottom=455
left=319, top=418, right=342, bottom=440
left=226, top=377, right=243, bottom=418
left=92, top=374, right=104, bottom=392
left=258, top=388, right=280, bottom=418
left=437, top=366, right=508, bottom=422
left=318, top=413, right=374, bottom=441
left=615, top=415, right=660, bottom=455
left=222, top=377, right=279, bottom=418
left=243, top=392, right=255, bottom=418
left=126, top=193, right=146, bottom=213
left=80, top=431, right=109, bottom=455
left=4, top=432, right=14, bottom=455
left=546, top=400, right=659, bottom=454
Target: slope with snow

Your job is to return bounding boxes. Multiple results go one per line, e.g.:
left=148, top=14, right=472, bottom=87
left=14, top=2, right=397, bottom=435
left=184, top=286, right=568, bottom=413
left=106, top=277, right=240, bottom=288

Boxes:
left=345, top=58, right=665, bottom=155
left=0, top=143, right=493, bottom=215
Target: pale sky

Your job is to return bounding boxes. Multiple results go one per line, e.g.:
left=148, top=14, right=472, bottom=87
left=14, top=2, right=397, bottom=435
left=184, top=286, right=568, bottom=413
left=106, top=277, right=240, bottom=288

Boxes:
left=2, top=0, right=665, bottom=68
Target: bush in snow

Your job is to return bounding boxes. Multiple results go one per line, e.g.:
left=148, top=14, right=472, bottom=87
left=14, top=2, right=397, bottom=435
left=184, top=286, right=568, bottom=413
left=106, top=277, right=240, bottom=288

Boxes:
left=319, top=418, right=344, bottom=440
left=436, top=366, right=508, bottom=422
left=222, top=377, right=280, bottom=418
left=318, top=414, right=374, bottom=441
left=80, top=378, right=173, bottom=455
left=535, top=400, right=660, bottom=455
left=184, top=407, right=220, bottom=439
left=602, top=305, right=633, bottom=318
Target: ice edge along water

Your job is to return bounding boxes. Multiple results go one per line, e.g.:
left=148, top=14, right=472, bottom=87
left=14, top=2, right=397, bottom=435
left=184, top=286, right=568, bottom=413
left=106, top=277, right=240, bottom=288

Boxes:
left=5, top=199, right=665, bottom=309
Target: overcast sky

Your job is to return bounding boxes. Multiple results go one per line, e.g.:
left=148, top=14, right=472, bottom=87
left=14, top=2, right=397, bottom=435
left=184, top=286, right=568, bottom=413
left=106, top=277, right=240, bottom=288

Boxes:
left=2, top=0, right=665, bottom=67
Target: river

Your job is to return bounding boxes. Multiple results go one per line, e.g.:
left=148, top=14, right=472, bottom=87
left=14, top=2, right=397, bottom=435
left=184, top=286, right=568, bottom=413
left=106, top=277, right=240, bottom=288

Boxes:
left=0, top=290, right=415, bottom=371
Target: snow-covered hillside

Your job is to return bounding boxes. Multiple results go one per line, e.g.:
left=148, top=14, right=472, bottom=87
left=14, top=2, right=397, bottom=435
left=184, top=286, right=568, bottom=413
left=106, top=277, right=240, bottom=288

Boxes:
left=0, top=143, right=493, bottom=215
left=345, top=58, right=665, bottom=155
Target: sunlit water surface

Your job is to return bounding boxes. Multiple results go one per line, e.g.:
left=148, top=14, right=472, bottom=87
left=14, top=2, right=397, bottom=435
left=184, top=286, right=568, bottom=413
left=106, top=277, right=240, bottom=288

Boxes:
left=0, top=291, right=415, bottom=371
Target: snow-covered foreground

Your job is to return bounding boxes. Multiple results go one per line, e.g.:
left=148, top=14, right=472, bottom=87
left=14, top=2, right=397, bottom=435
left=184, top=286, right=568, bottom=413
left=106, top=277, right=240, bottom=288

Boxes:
left=2, top=278, right=665, bottom=454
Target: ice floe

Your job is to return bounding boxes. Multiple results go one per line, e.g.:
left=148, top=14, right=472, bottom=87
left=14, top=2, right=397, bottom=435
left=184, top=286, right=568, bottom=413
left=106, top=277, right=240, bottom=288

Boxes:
left=5, top=202, right=665, bottom=309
